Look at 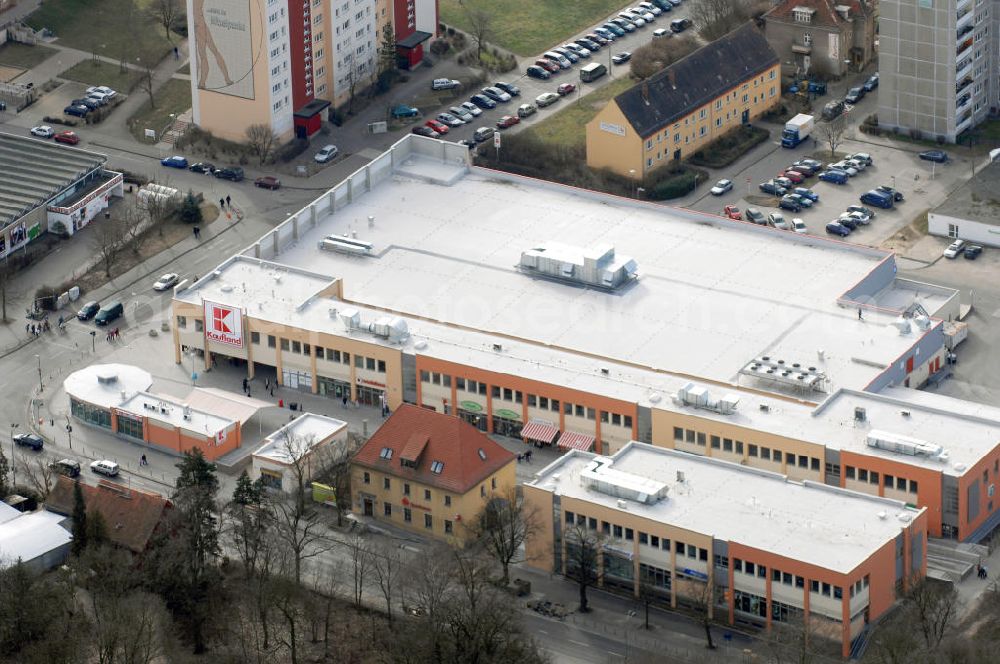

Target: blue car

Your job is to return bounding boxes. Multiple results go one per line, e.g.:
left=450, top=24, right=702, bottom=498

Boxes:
left=161, top=155, right=189, bottom=169
left=818, top=169, right=848, bottom=184
left=469, top=94, right=497, bottom=110
left=826, top=222, right=851, bottom=237
left=793, top=187, right=819, bottom=202
left=860, top=190, right=894, bottom=209
left=63, top=104, right=89, bottom=117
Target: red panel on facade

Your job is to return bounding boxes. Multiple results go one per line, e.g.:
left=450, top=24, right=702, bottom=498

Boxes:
left=287, top=0, right=315, bottom=109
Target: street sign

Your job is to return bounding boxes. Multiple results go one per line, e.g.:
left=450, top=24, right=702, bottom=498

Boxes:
left=494, top=133, right=501, bottom=148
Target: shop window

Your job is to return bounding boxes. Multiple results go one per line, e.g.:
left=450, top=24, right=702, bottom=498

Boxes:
left=378, top=360, right=386, bottom=373
left=749, top=444, right=758, bottom=457
left=625, top=528, right=634, bottom=541
left=268, top=335, right=276, bottom=348
left=624, top=415, right=632, bottom=428
left=723, top=438, right=733, bottom=452
left=711, top=435, right=720, bottom=449
left=292, top=341, right=301, bottom=353
left=384, top=503, right=392, bottom=517
left=539, top=396, right=548, bottom=409
left=303, top=343, right=310, bottom=356
left=587, top=407, right=596, bottom=420
left=355, top=355, right=364, bottom=368
left=281, top=339, right=290, bottom=351
left=195, top=319, right=203, bottom=332
left=697, top=432, right=706, bottom=446
left=674, top=427, right=684, bottom=441
left=575, top=405, right=585, bottom=417
left=366, top=358, right=376, bottom=371
left=774, top=450, right=782, bottom=462
left=611, top=413, right=621, bottom=426
left=420, top=371, right=430, bottom=382
left=177, top=315, right=187, bottom=328
left=613, top=525, right=623, bottom=538
left=846, top=466, right=855, bottom=480
left=811, top=457, right=820, bottom=471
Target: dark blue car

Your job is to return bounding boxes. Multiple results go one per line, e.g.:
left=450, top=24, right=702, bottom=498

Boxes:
left=161, top=155, right=189, bottom=169
left=860, top=190, right=894, bottom=209
left=470, top=94, right=497, bottom=110
left=63, top=104, right=89, bottom=117
left=826, top=222, right=851, bottom=237
left=818, top=169, right=848, bottom=184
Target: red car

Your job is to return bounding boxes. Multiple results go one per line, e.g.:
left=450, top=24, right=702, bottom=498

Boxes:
left=535, top=59, right=560, bottom=73
left=496, top=115, right=520, bottom=129
left=425, top=119, right=449, bottom=135
left=724, top=205, right=742, bottom=220
left=778, top=169, right=805, bottom=184
left=557, top=83, right=576, bottom=96
left=254, top=176, right=281, bottom=190
left=54, top=130, right=80, bottom=145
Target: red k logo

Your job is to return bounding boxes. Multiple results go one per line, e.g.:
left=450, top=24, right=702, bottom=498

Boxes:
left=212, top=306, right=233, bottom=334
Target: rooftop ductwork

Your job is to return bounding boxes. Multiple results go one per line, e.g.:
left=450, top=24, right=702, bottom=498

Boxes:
left=518, top=242, right=638, bottom=291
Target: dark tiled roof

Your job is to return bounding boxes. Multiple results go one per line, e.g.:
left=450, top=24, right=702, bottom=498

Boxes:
left=766, top=0, right=867, bottom=28
left=615, top=23, right=779, bottom=138
left=45, top=476, right=171, bottom=553
left=352, top=404, right=515, bottom=494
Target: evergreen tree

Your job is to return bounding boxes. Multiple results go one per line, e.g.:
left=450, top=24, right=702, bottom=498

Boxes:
left=179, top=190, right=203, bottom=224
left=232, top=469, right=263, bottom=506
left=71, top=480, right=88, bottom=556
left=0, top=448, right=9, bottom=496
left=87, top=510, right=109, bottom=547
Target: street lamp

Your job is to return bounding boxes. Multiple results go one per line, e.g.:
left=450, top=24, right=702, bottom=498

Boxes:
left=34, top=354, right=42, bottom=393
left=9, top=423, right=17, bottom=488
left=628, top=169, right=637, bottom=198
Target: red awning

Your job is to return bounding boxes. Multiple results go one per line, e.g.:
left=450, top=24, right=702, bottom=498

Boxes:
left=521, top=419, right=559, bottom=444
left=557, top=431, right=595, bottom=452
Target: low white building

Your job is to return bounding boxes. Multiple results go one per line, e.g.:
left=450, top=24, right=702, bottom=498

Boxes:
left=928, top=161, right=1000, bottom=248
left=0, top=502, right=73, bottom=572
left=251, top=413, right=348, bottom=493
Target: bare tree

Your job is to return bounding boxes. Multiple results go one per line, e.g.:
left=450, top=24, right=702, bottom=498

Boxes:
left=563, top=524, right=605, bottom=613
left=245, top=124, right=278, bottom=165
left=371, top=541, right=404, bottom=623
left=0, top=447, right=10, bottom=496
left=151, top=0, right=181, bottom=40
left=630, top=34, right=699, bottom=80
left=121, top=195, right=150, bottom=254
left=468, top=487, right=537, bottom=586
left=137, top=186, right=175, bottom=238
left=683, top=577, right=717, bottom=650
left=270, top=575, right=306, bottom=664
left=907, top=577, right=959, bottom=651
left=346, top=531, right=372, bottom=608
left=137, top=63, right=156, bottom=109
left=90, top=217, right=127, bottom=278
left=16, top=454, right=56, bottom=500
left=690, top=0, right=757, bottom=41
left=819, top=116, right=847, bottom=159
left=462, top=1, right=496, bottom=63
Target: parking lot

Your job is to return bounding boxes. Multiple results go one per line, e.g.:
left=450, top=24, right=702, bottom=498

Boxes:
left=407, top=3, right=695, bottom=145
left=18, top=79, right=127, bottom=145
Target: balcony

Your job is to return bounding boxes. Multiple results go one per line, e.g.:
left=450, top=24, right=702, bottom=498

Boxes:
left=957, top=23, right=973, bottom=40
left=956, top=76, right=974, bottom=94
left=956, top=58, right=973, bottom=80
left=957, top=93, right=972, bottom=113
left=957, top=36, right=973, bottom=57
left=957, top=114, right=973, bottom=135
left=957, top=7, right=974, bottom=33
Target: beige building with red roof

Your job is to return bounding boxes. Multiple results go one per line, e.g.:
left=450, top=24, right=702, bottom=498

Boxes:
left=763, top=0, right=876, bottom=77
left=350, top=404, right=516, bottom=542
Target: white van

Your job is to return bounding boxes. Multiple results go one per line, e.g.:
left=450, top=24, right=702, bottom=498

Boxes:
left=90, top=460, right=120, bottom=477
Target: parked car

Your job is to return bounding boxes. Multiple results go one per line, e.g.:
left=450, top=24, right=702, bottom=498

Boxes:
left=612, top=51, right=632, bottom=64
left=496, top=115, right=520, bottom=129
left=54, top=130, right=81, bottom=145
left=254, top=176, right=281, bottom=190
left=314, top=145, right=339, bottom=163
left=768, top=212, right=789, bottom=230
left=845, top=205, right=875, bottom=220
left=652, top=28, right=669, bottom=38
left=610, top=18, right=636, bottom=33
left=449, top=106, right=475, bottom=122
left=790, top=161, right=817, bottom=176
left=412, top=126, right=439, bottom=137
left=792, top=218, right=808, bottom=234
left=214, top=166, right=244, bottom=181
left=587, top=32, right=611, bottom=45
left=943, top=239, right=966, bottom=258
left=826, top=221, right=852, bottom=237
left=542, top=51, right=572, bottom=68
left=710, top=179, right=733, bottom=195
left=859, top=190, right=894, bottom=209
left=602, top=22, right=627, bottom=37
left=920, top=150, right=949, bottom=163
left=517, top=103, right=537, bottom=118
left=577, top=37, right=601, bottom=50
left=30, top=125, right=54, bottom=138
left=536, top=92, right=560, bottom=108
left=391, top=104, right=420, bottom=118
left=745, top=208, right=766, bottom=225
left=849, top=152, right=874, bottom=166
left=562, top=43, right=591, bottom=58
left=787, top=193, right=812, bottom=208
left=460, top=101, right=483, bottom=117
left=95, top=301, right=123, bottom=326
left=798, top=158, right=824, bottom=171
left=836, top=215, right=859, bottom=230
left=818, top=169, right=848, bottom=184
left=90, top=460, right=120, bottom=477
left=526, top=65, right=551, bottom=80
left=759, top=181, right=787, bottom=196
left=436, top=112, right=465, bottom=127
left=863, top=74, right=879, bottom=91
left=86, top=85, right=117, bottom=98
left=778, top=196, right=802, bottom=212
left=793, top=187, right=819, bottom=202
left=557, top=83, right=577, bottom=96
left=845, top=87, right=865, bottom=104
left=473, top=126, right=496, bottom=143
left=161, top=155, right=189, bottom=168
left=424, top=119, right=449, bottom=134
left=481, top=86, right=512, bottom=103
left=553, top=47, right=580, bottom=63
left=188, top=161, right=216, bottom=174
left=774, top=176, right=794, bottom=189
left=431, top=78, right=460, bottom=90
left=876, top=185, right=904, bottom=202
left=535, top=58, right=560, bottom=74
left=77, top=301, right=100, bottom=321
left=724, top=205, right=742, bottom=220
left=845, top=158, right=867, bottom=172
left=964, top=244, right=983, bottom=260
left=830, top=161, right=858, bottom=176
left=670, top=17, right=692, bottom=32
left=640, top=2, right=663, bottom=16
left=71, top=98, right=100, bottom=110
left=63, top=103, right=90, bottom=117
left=13, top=433, right=43, bottom=451
left=50, top=459, right=81, bottom=478
left=470, top=94, right=497, bottom=110
left=778, top=170, right=805, bottom=184
left=822, top=100, right=845, bottom=120
left=153, top=273, right=180, bottom=291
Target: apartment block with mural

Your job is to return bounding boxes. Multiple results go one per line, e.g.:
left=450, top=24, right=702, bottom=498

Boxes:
left=586, top=23, right=780, bottom=178
left=186, top=0, right=435, bottom=142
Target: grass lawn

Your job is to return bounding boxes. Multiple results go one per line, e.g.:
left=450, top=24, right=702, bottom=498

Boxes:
left=26, top=0, right=173, bottom=66
left=129, top=78, right=191, bottom=142
left=177, top=63, right=190, bottom=75
left=0, top=42, right=57, bottom=69
left=440, top=0, right=630, bottom=56
left=60, top=59, right=141, bottom=92
left=523, top=77, right=633, bottom=150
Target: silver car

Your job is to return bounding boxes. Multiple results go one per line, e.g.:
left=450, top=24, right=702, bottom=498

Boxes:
left=460, top=101, right=483, bottom=117
left=449, top=106, right=474, bottom=122
left=436, top=112, right=465, bottom=127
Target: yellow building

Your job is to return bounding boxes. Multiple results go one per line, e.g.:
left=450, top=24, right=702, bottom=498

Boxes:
left=350, top=404, right=517, bottom=543
left=586, top=23, right=781, bottom=177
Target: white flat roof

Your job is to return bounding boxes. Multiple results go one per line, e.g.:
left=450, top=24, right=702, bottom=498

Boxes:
left=254, top=413, right=348, bottom=464
left=177, top=159, right=939, bottom=395
left=119, top=391, right=234, bottom=435
left=532, top=442, right=923, bottom=574
left=0, top=510, right=72, bottom=568
left=64, top=363, right=153, bottom=408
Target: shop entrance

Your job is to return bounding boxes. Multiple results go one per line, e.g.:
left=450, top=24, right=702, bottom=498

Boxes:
left=492, top=414, right=523, bottom=438
left=459, top=409, right=487, bottom=432
left=363, top=498, right=374, bottom=517
left=317, top=375, right=352, bottom=400
left=357, top=384, right=384, bottom=407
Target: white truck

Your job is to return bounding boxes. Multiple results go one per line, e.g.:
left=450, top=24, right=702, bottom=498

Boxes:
left=781, top=114, right=814, bottom=148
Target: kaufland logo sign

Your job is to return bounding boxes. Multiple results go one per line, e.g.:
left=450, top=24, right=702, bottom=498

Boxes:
left=203, top=301, right=243, bottom=348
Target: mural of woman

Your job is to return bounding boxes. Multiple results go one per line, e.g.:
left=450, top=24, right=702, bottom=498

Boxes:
left=194, top=0, right=235, bottom=90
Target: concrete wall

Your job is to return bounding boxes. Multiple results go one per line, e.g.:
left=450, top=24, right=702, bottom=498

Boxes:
left=928, top=211, right=1000, bottom=248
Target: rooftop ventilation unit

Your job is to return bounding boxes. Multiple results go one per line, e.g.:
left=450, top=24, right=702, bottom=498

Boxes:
left=96, top=371, right=119, bottom=385
left=892, top=317, right=912, bottom=335
left=339, top=307, right=361, bottom=331
left=580, top=456, right=669, bottom=505
left=674, top=382, right=740, bottom=415
left=866, top=429, right=950, bottom=462
left=739, top=356, right=827, bottom=392
left=854, top=407, right=867, bottom=422
left=518, top=242, right=638, bottom=291
left=368, top=316, right=410, bottom=344
left=318, top=235, right=374, bottom=256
